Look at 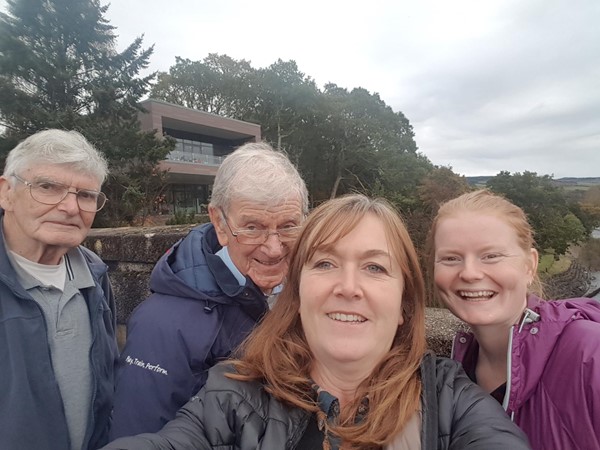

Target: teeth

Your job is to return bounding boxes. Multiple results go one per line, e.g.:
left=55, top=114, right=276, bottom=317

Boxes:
left=328, top=313, right=366, bottom=323
left=258, top=259, right=282, bottom=266
left=459, top=290, right=495, bottom=298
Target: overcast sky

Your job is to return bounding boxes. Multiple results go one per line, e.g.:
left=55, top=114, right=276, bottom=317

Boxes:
left=5, top=0, right=600, bottom=177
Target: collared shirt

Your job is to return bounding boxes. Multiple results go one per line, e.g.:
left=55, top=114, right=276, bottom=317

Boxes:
left=216, top=246, right=283, bottom=299
left=301, top=383, right=370, bottom=450
left=8, top=247, right=95, bottom=450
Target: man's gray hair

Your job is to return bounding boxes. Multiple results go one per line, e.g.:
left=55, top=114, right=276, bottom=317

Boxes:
left=3, top=129, right=109, bottom=184
left=210, top=142, right=308, bottom=215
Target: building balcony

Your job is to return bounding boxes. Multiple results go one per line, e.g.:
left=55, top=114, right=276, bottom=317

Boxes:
left=165, top=150, right=225, bottom=166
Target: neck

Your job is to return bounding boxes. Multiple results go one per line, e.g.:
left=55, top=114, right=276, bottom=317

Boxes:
left=471, top=323, right=516, bottom=393
left=3, top=221, right=67, bottom=265
left=310, top=362, right=371, bottom=409
left=472, top=324, right=511, bottom=363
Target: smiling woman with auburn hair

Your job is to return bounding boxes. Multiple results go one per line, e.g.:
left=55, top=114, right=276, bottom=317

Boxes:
left=429, top=189, right=600, bottom=450
left=105, top=194, right=528, bottom=450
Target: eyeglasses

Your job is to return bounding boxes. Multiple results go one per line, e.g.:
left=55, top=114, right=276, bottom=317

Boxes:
left=12, top=173, right=107, bottom=212
left=220, top=210, right=302, bottom=245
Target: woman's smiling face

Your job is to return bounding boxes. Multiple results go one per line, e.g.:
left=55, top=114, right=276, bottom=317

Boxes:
left=299, top=213, right=405, bottom=377
left=433, top=211, right=538, bottom=329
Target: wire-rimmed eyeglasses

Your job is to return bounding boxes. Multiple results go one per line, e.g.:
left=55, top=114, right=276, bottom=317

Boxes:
left=220, top=210, right=302, bottom=245
left=12, top=173, right=107, bottom=212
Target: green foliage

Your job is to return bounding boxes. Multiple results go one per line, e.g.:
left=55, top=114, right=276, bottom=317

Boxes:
left=150, top=54, right=432, bottom=205
left=486, top=171, right=587, bottom=255
left=0, top=0, right=173, bottom=226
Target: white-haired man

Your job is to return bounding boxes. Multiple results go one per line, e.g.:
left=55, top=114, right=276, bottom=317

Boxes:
left=111, top=142, right=309, bottom=439
left=0, top=129, right=118, bottom=450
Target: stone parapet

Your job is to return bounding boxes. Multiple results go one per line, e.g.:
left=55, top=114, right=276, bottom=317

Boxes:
left=544, top=260, right=592, bottom=299
left=85, top=225, right=466, bottom=357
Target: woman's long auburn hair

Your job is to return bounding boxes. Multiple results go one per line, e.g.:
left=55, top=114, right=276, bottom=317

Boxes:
left=229, top=194, right=427, bottom=449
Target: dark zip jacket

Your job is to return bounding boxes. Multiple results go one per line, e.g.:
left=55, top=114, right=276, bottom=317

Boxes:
left=0, top=211, right=118, bottom=450
left=110, top=223, right=270, bottom=440
left=103, top=352, right=530, bottom=449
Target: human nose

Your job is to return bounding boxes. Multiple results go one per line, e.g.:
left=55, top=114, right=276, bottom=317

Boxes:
left=332, top=266, right=362, bottom=299
left=459, top=257, right=484, bottom=282
left=56, top=191, right=81, bottom=214
left=260, top=232, right=284, bottom=256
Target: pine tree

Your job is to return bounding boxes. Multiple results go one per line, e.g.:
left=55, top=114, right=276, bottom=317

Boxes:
left=0, top=0, right=173, bottom=225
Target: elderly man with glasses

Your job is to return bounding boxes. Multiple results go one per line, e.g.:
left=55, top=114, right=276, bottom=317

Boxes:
left=0, top=129, right=118, bottom=450
left=110, top=142, right=309, bottom=439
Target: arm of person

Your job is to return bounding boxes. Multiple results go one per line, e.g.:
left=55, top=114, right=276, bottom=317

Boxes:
left=109, top=295, right=218, bottom=440
left=103, top=365, right=274, bottom=450
left=436, top=358, right=531, bottom=450
left=543, top=319, right=600, bottom=449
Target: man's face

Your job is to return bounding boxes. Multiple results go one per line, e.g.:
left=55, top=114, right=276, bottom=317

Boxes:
left=0, top=164, right=101, bottom=264
left=210, top=196, right=304, bottom=293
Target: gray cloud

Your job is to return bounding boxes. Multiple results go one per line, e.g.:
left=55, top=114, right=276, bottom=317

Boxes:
left=3, top=0, right=598, bottom=177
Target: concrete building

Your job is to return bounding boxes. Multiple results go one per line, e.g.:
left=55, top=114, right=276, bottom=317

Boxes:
left=139, top=99, right=261, bottom=214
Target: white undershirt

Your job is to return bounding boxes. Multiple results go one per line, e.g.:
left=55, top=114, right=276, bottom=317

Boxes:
left=9, top=251, right=66, bottom=291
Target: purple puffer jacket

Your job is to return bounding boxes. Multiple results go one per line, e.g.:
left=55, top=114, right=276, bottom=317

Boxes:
left=452, top=295, right=600, bottom=450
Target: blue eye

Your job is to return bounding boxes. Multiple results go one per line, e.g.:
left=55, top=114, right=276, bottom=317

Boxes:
left=366, top=264, right=386, bottom=273
left=314, top=261, right=333, bottom=270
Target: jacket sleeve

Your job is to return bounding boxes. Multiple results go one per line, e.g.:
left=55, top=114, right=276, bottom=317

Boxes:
left=436, top=359, right=531, bottom=450
left=102, top=366, right=250, bottom=450
left=109, top=295, right=218, bottom=440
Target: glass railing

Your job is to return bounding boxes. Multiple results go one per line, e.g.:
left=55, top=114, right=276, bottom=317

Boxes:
left=165, top=151, right=225, bottom=166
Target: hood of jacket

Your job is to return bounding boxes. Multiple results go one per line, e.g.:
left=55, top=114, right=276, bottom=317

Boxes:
left=149, top=222, right=265, bottom=310
left=506, top=294, right=600, bottom=413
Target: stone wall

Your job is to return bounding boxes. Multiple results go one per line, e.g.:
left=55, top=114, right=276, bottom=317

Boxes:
left=84, top=225, right=465, bottom=356
left=543, top=260, right=592, bottom=299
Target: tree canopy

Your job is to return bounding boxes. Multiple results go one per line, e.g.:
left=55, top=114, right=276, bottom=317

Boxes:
left=150, top=54, right=431, bottom=204
left=486, top=171, right=589, bottom=256
left=0, top=0, right=173, bottom=225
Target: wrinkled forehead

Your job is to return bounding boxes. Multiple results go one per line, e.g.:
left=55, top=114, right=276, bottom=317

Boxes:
left=227, top=195, right=304, bottom=216
left=22, top=163, right=102, bottom=188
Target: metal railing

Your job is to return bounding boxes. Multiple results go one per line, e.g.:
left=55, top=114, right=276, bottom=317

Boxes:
left=165, top=151, right=225, bottom=166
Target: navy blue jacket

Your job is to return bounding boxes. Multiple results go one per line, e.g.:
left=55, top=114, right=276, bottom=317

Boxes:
left=0, top=211, right=118, bottom=450
left=110, top=223, right=270, bottom=440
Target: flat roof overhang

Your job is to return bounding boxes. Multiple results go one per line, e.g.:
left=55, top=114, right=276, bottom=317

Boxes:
left=159, top=161, right=217, bottom=185
left=140, top=99, right=261, bottom=141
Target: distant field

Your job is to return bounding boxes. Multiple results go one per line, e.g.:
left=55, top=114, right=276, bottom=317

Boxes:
left=467, top=176, right=600, bottom=189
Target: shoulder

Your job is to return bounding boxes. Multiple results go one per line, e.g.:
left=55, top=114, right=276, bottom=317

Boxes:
left=127, top=292, right=222, bottom=342
left=77, top=244, right=106, bottom=270
left=203, top=364, right=265, bottom=400
left=431, top=354, right=467, bottom=386
left=421, top=353, right=474, bottom=405
left=553, top=319, right=600, bottom=364
left=428, top=354, right=491, bottom=409
left=200, top=364, right=300, bottom=425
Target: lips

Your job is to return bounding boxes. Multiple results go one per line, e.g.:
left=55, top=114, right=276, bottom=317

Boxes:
left=458, top=290, right=496, bottom=300
left=47, top=221, right=79, bottom=228
left=327, top=312, right=367, bottom=323
left=254, top=256, right=286, bottom=266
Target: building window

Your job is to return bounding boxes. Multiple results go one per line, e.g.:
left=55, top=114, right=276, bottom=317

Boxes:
left=171, top=184, right=210, bottom=214
left=168, top=138, right=224, bottom=166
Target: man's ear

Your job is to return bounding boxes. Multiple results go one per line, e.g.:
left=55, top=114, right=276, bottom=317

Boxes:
left=208, top=205, right=230, bottom=247
left=0, top=177, right=15, bottom=211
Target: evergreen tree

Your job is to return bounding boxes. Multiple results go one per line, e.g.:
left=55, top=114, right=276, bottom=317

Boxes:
left=0, top=0, right=173, bottom=225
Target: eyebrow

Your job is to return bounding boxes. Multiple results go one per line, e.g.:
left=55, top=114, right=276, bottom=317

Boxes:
left=236, top=215, right=301, bottom=224
left=31, top=177, right=101, bottom=192
left=315, top=247, right=391, bottom=260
